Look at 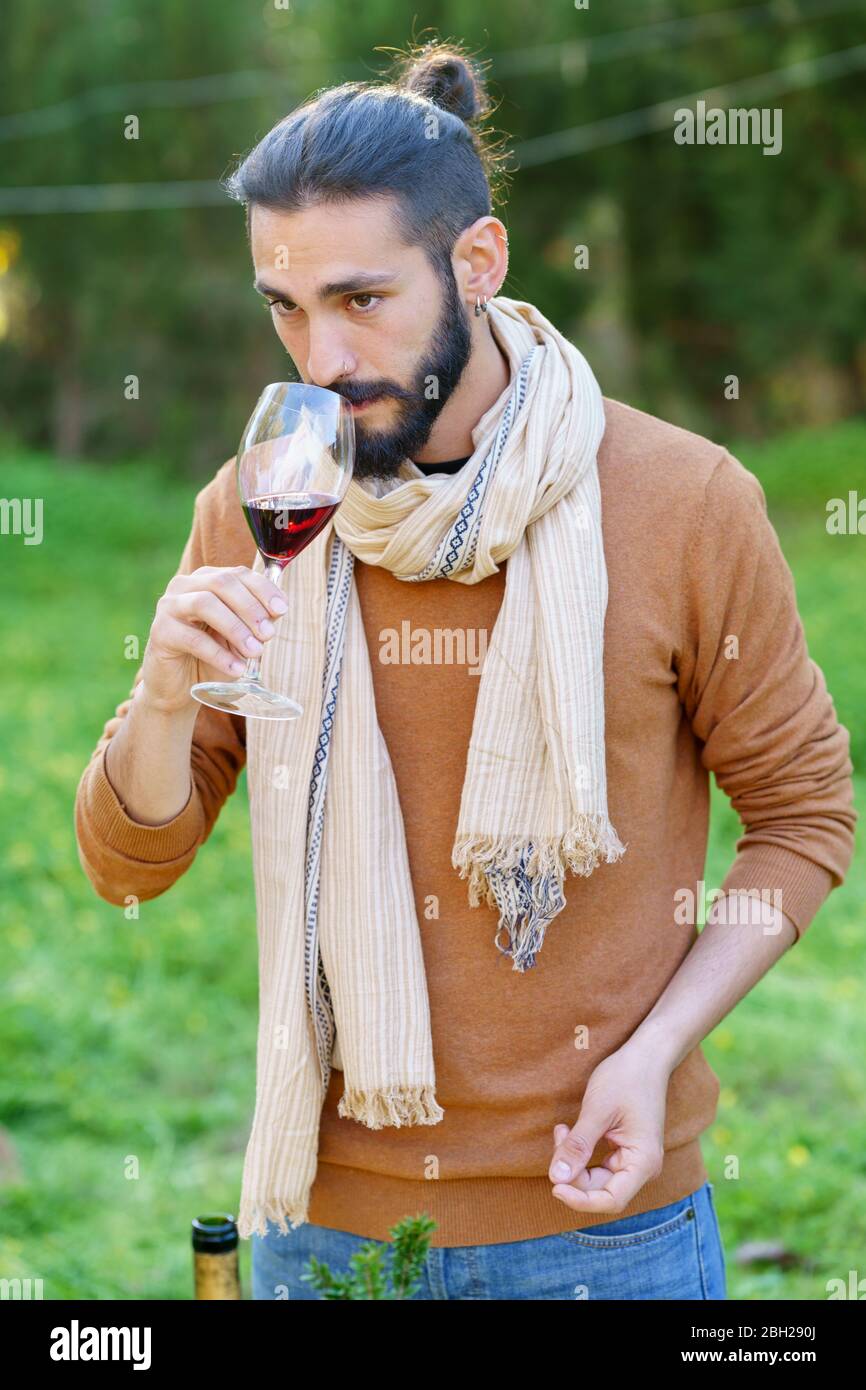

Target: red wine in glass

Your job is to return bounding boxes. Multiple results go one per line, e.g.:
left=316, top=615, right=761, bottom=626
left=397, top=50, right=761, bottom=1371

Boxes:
left=242, top=492, right=341, bottom=567
left=190, top=382, right=354, bottom=720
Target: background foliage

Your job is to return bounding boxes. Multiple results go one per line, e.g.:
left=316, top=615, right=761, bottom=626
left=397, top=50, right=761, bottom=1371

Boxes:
left=1, top=0, right=865, bottom=470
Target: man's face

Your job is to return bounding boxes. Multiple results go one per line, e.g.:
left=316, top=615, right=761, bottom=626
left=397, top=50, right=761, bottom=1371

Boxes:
left=250, top=198, right=473, bottom=480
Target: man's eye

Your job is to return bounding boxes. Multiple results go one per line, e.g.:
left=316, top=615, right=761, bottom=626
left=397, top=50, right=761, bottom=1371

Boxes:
left=349, top=293, right=382, bottom=312
left=266, top=299, right=296, bottom=317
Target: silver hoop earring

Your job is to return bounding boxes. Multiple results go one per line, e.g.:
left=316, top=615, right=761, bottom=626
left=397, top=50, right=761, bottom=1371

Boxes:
left=474, top=294, right=489, bottom=317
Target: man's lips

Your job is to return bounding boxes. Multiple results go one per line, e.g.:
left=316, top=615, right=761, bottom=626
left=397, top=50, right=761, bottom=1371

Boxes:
left=348, top=394, right=384, bottom=413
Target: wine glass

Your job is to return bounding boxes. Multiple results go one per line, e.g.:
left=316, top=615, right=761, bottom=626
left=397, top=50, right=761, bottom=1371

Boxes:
left=190, top=381, right=354, bottom=720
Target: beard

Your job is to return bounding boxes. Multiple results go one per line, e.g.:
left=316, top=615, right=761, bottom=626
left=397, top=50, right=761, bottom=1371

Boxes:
left=333, top=268, right=473, bottom=481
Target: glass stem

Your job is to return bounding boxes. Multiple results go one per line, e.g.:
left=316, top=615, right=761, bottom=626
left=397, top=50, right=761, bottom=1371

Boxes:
left=243, top=558, right=285, bottom=683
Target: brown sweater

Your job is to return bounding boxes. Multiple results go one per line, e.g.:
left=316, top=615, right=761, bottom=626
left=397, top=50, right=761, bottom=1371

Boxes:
left=74, top=397, right=857, bottom=1246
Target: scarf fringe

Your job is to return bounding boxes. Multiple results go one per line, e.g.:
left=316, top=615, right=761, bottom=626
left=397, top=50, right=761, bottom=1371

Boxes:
left=452, top=817, right=627, bottom=907
left=235, top=1089, right=443, bottom=1240
left=452, top=818, right=627, bottom=972
left=338, top=1084, right=445, bottom=1129
left=237, top=1195, right=310, bottom=1241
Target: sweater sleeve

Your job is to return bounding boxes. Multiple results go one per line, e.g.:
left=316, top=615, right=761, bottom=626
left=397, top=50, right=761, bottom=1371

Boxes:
left=73, top=465, right=249, bottom=906
left=676, top=448, right=857, bottom=942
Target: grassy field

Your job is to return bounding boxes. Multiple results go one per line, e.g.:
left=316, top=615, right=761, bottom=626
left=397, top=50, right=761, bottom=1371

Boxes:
left=0, top=418, right=863, bottom=1300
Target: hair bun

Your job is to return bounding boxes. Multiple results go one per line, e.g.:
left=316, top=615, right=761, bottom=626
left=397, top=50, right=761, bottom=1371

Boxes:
left=395, top=43, right=489, bottom=125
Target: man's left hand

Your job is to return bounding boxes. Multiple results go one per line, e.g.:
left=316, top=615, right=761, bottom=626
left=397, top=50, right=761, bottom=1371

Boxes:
left=548, top=1044, right=671, bottom=1216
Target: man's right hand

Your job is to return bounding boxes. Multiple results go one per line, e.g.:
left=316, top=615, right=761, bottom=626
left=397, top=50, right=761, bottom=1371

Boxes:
left=138, top=564, right=289, bottom=713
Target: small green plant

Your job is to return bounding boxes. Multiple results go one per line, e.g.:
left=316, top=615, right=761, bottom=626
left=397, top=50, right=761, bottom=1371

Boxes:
left=300, top=1213, right=437, bottom=1299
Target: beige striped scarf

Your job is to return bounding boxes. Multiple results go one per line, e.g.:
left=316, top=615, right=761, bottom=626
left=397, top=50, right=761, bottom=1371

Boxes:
left=236, top=295, right=626, bottom=1240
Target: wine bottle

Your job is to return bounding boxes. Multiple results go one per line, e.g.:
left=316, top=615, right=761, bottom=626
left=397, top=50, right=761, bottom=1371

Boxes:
left=192, top=1213, right=242, bottom=1300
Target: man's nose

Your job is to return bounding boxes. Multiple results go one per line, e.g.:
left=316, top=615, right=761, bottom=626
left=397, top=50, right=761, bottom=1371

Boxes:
left=306, top=327, right=353, bottom=390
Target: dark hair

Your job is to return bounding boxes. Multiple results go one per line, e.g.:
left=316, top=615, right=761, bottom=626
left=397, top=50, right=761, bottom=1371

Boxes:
left=221, top=37, right=511, bottom=284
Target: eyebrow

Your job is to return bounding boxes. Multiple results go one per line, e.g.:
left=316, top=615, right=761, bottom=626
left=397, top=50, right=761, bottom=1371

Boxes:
left=253, top=270, right=399, bottom=303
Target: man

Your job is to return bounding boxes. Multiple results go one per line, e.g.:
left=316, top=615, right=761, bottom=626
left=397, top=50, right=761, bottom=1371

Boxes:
left=75, top=42, right=856, bottom=1301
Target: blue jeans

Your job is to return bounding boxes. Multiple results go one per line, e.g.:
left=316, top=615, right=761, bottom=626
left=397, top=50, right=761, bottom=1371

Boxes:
left=250, top=1179, right=726, bottom=1300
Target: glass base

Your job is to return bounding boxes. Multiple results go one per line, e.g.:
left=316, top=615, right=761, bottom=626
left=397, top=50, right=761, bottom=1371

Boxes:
left=190, top=678, right=303, bottom=721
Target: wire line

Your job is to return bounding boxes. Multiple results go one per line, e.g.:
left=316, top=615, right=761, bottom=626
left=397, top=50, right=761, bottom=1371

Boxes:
left=0, top=41, right=864, bottom=208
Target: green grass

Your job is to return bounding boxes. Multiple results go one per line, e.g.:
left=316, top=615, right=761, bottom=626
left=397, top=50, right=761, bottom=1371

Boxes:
left=0, top=420, right=863, bottom=1300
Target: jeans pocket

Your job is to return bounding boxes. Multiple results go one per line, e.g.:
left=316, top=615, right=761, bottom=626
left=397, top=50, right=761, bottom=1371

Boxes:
left=548, top=1187, right=711, bottom=1298
left=555, top=1189, right=698, bottom=1249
